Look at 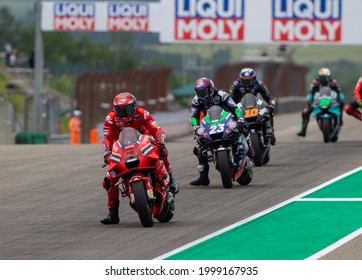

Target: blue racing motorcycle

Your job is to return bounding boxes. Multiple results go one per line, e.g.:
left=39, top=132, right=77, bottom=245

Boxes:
left=195, top=105, right=253, bottom=188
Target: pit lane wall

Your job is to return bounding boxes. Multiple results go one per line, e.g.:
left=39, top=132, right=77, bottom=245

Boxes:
left=40, top=0, right=362, bottom=45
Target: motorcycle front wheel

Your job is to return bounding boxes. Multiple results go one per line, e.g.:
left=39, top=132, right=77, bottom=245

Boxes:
left=321, top=118, right=331, bottom=143
left=251, top=133, right=263, bottom=166
left=216, top=150, right=233, bottom=188
left=132, top=181, right=154, bottom=227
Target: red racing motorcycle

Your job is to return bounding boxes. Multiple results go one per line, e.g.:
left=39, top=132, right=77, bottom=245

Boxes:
left=107, top=127, right=175, bottom=227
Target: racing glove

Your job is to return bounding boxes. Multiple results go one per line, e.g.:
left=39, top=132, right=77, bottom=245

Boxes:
left=192, top=125, right=200, bottom=135
left=237, top=118, right=249, bottom=135
left=357, top=99, right=362, bottom=107
left=157, top=142, right=169, bottom=158
left=103, top=150, right=111, bottom=164
left=268, top=98, right=277, bottom=115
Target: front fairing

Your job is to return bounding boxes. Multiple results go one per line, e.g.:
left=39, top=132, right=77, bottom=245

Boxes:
left=312, top=88, right=340, bottom=118
left=240, top=93, right=270, bottom=125
left=197, top=106, right=238, bottom=145
left=107, top=135, right=160, bottom=179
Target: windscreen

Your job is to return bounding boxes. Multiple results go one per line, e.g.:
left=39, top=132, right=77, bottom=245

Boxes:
left=319, top=86, right=332, bottom=97
left=118, top=127, right=140, bottom=146
left=241, top=93, right=258, bottom=108
left=206, top=106, right=223, bottom=121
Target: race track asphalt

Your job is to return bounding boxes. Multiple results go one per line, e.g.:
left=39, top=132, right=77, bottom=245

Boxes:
left=0, top=112, right=361, bottom=260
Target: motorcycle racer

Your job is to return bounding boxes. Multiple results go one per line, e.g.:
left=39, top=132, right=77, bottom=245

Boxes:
left=190, top=77, right=251, bottom=186
left=100, top=92, right=179, bottom=224
left=345, top=76, right=362, bottom=121
left=297, top=68, right=344, bottom=137
left=229, top=67, right=277, bottom=145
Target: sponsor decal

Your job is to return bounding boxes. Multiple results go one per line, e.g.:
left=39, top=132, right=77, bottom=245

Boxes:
left=116, top=99, right=127, bottom=105
left=110, top=155, right=121, bottom=163
left=105, top=116, right=113, bottom=124
left=196, top=127, right=204, bottom=135
left=272, top=0, right=342, bottom=42
left=141, top=144, right=155, bottom=156
left=107, top=3, right=149, bottom=32
left=227, top=120, right=237, bottom=129
left=53, top=2, right=95, bottom=31
left=151, top=121, right=159, bottom=128
left=175, top=0, right=245, bottom=41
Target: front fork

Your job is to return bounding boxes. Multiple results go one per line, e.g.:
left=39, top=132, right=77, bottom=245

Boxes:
left=127, top=174, right=154, bottom=205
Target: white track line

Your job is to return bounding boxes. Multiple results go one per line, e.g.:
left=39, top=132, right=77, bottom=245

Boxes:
left=298, top=198, right=362, bottom=201
left=306, top=228, right=362, bottom=260
left=154, top=166, right=362, bottom=260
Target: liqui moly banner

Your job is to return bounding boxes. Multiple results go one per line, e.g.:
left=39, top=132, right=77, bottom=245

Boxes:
left=53, top=2, right=96, bottom=31
left=272, top=0, right=342, bottom=42
left=41, top=1, right=362, bottom=45
left=174, top=0, right=245, bottom=41
left=107, top=2, right=149, bottom=32
left=42, top=1, right=155, bottom=32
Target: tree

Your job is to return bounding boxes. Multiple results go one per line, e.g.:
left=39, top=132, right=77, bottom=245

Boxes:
left=0, top=6, right=21, bottom=46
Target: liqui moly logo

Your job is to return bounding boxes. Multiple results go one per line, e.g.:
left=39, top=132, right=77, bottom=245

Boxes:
left=53, top=2, right=95, bottom=31
left=272, top=0, right=342, bottom=42
left=175, top=0, right=245, bottom=41
left=107, top=3, right=149, bottom=32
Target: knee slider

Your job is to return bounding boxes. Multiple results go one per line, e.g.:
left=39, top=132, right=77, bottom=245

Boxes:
left=197, top=164, right=208, bottom=172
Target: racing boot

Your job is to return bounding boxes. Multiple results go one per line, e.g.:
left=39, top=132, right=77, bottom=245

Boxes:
left=190, top=164, right=210, bottom=186
left=297, top=108, right=311, bottom=137
left=100, top=200, right=119, bottom=225
left=168, top=173, right=179, bottom=194
left=271, top=134, right=276, bottom=145
left=296, top=121, right=308, bottom=137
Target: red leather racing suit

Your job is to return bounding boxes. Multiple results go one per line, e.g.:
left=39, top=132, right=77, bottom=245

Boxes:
left=101, top=107, right=171, bottom=209
left=345, top=77, right=362, bottom=121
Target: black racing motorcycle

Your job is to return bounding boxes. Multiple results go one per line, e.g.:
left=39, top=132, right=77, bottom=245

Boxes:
left=239, top=93, right=272, bottom=167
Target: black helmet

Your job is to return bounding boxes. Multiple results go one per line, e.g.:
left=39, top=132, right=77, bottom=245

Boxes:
left=318, top=68, right=331, bottom=86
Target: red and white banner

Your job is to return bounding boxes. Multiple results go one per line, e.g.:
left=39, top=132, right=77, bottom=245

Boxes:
left=174, top=0, right=245, bottom=42
left=272, top=0, right=342, bottom=42
left=52, top=2, right=96, bottom=31
left=107, top=2, right=149, bottom=32
left=41, top=0, right=362, bottom=45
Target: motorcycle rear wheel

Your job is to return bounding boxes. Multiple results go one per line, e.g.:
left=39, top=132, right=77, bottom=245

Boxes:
left=216, top=150, right=233, bottom=188
left=132, top=181, right=154, bottom=227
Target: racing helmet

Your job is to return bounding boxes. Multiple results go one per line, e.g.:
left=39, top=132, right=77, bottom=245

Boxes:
left=113, top=92, right=137, bottom=121
left=194, top=77, right=215, bottom=104
left=318, top=68, right=331, bottom=86
left=239, top=68, right=256, bottom=88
